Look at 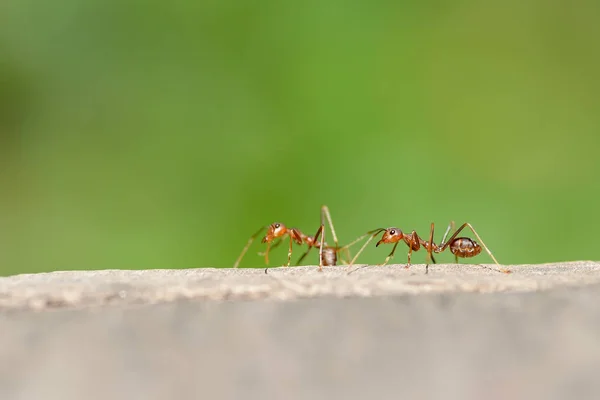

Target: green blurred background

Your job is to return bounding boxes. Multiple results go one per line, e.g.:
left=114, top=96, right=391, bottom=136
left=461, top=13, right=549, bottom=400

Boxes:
left=1, top=0, right=598, bottom=275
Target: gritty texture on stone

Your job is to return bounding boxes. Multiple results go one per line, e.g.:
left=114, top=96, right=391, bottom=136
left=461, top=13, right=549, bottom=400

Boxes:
left=2, top=262, right=600, bottom=400
left=0, top=261, right=599, bottom=311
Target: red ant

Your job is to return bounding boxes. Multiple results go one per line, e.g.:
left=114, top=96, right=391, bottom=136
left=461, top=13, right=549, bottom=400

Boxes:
left=233, top=222, right=305, bottom=269
left=349, top=221, right=510, bottom=273
left=233, top=206, right=364, bottom=271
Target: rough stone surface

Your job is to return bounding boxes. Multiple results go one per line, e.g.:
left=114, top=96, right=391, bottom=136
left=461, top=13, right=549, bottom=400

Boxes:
left=1, top=261, right=600, bottom=400
left=0, top=261, right=599, bottom=311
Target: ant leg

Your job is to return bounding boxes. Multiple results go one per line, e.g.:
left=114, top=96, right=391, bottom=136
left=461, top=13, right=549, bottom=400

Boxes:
left=442, top=223, right=500, bottom=265
left=425, top=222, right=435, bottom=267
left=319, top=222, right=325, bottom=272
left=441, top=223, right=509, bottom=273
left=381, top=242, right=399, bottom=266
left=296, top=225, right=323, bottom=265
left=428, top=223, right=435, bottom=260
left=265, top=228, right=305, bottom=272
left=440, top=221, right=454, bottom=247
left=258, top=238, right=282, bottom=256
left=406, top=247, right=412, bottom=268
left=233, top=225, right=268, bottom=268
left=341, top=247, right=352, bottom=265
left=344, top=229, right=385, bottom=274
left=350, top=237, right=373, bottom=266
left=286, top=234, right=294, bottom=266
left=267, top=228, right=303, bottom=272
left=321, top=205, right=339, bottom=248
left=349, top=229, right=386, bottom=265
left=322, top=205, right=354, bottom=264
left=264, top=241, right=272, bottom=265
left=295, top=250, right=309, bottom=266
left=317, top=206, right=337, bottom=271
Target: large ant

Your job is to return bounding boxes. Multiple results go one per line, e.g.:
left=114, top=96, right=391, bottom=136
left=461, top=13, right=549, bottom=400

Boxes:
left=233, top=206, right=366, bottom=271
left=349, top=221, right=510, bottom=274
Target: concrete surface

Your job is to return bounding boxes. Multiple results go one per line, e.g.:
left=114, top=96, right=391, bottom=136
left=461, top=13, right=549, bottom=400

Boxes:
left=1, top=261, right=600, bottom=400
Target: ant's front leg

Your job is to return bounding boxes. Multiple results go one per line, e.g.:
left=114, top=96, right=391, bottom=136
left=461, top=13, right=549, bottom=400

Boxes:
left=258, top=238, right=282, bottom=257
left=380, top=242, right=399, bottom=266
left=233, top=225, right=269, bottom=268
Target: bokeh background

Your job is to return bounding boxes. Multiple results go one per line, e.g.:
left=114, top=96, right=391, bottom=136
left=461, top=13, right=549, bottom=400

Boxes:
left=1, top=0, right=599, bottom=275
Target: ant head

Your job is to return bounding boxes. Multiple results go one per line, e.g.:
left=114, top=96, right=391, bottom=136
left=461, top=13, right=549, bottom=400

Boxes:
left=376, top=227, right=403, bottom=247
left=261, top=222, right=287, bottom=243
left=269, top=222, right=287, bottom=237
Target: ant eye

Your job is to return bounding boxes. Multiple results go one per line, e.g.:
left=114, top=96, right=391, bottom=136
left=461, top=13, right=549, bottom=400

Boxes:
left=389, top=229, right=396, bottom=235
left=274, top=223, right=280, bottom=228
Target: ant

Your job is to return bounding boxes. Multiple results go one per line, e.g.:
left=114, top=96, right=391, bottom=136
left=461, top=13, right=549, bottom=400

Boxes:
left=233, top=222, right=305, bottom=269
left=349, top=221, right=510, bottom=274
left=233, top=206, right=371, bottom=272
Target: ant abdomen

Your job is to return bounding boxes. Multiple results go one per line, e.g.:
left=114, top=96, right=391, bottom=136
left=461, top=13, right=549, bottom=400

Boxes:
left=321, top=247, right=337, bottom=266
left=449, top=238, right=482, bottom=258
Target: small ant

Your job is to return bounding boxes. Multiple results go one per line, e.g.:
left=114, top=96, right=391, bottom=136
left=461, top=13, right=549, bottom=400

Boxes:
left=233, top=206, right=370, bottom=272
left=349, top=221, right=510, bottom=274
left=231, top=206, right=344, bottom=271
left=233, top=222, right=305, bottom=269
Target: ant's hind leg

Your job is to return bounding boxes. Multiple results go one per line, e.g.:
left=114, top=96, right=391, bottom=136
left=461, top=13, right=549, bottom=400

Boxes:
left=341, top=247, right=352, bottom=265
left=440, top=222, right=454, bottom=247
left=443, top=222, right=510, bottom=274
left=321, top=205, right=339, bottom=248
left=448, top=223, right=501, bottom=265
